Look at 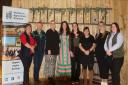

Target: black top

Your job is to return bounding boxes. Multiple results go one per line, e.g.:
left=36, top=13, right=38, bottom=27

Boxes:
left=45, top=29, right=60, bottom=55
left=70, top=31, right=83, bottom=52
left=80, top=35, right=95, bottom=50
left=32, top=30, right=45, bottom=55
left=95, top=31, right=109, bottom=57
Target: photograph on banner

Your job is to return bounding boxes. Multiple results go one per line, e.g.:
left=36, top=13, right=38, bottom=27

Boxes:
left=41, top=10, right=48, bottom=23
left=55, top=10, right=62, bottom=23
left=2, top=46, right=21, bottom=60
left=77, top=10, right=84, bottom=23
left=16, top=37, right=21, bottom=47
left=2, top=28, right=18, bottom=36
left=84, top=11, right=91, bottom=24
left=91, top=10, right=99, bottom=24
left=70, top=10, right=76, bottom=23
left=2, top=36, right=16, bottom=47
left=48, top=10, right=55, bottom=22
left=61, top=10, right=69, bottom=23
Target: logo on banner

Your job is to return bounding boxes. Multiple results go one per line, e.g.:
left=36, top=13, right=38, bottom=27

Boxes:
left=6, top=11, right=12, bottom=19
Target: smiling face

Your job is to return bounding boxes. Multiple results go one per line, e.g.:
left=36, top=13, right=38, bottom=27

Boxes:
left=50, top=20, right=56, bottom=29
left=111, top=24, right=117, bottom=33
left=72, top=23, right=78, bottom=32
left=84, top=28, right=90, bottom=36
left=25, top=25, right=32, bottom=35
left=62, top=22, right=67, bottom=32
left=37, top=22, right=43, bottom=30
left=99, top=22, right=105, bottom=33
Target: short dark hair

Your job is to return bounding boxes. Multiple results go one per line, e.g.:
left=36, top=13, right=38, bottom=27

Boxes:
left=111, top=22, right=120, bottom=33
left=83, top=27, right=90, bottom=35
left=83, top=27, right=89, bottom=32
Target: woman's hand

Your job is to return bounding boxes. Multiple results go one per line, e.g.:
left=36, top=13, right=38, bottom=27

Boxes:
left=70, top=51, right=74, bottom=57
left=106, top=51, right=112, bottom=56
left=84, top=50, right=90, bottom=55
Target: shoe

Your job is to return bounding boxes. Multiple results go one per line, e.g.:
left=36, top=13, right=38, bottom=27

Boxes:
left=72, top=81, right=75, bottom=84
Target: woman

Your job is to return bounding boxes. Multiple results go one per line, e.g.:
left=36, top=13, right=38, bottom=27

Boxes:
left=70, top=22, right=82, bottom=84
left=95, top=21, right=109, bottom=84
left=57, top=21, right=71, bottom=78
left=20, top=23, right=36, bottom=85
left=44, top=20, right=60, bottom=85
left=79, top=27, right=96, bottom=85
left=104, top=22, right=124, bottom=85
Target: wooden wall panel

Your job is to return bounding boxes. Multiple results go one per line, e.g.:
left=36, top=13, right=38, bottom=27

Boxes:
left=10, top=0, right=128, bottom=85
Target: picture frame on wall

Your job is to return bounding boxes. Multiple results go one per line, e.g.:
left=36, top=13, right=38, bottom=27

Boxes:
left=41, top=10, right=48, bottom=23
left=77, top=10, right=84, bottom=23
left=34, top=10, right=41, bottom=22
left=99, top=11, right=106, bottom=23
left=29, top=10, right=34, bottom=22
left=61, top=10, right=69, bottom=23
left=91, top=10, right=99, bottom=24
left=48, top=10, right=55, bottom=22
left=84, top=11, right=91, bottom=24
left=69, top=10, right=77, bottom=23
left=55, top=10, right=62, bottom=23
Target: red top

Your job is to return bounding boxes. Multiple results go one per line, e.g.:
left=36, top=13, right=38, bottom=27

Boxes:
left=20, top=33, right=36, bottom=54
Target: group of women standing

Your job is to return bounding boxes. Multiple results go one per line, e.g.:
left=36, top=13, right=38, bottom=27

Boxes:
left=20, top=20, right=124, bottom=85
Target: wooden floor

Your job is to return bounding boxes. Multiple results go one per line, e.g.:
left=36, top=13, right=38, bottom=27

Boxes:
left=29, top=79, right=94, bottom=85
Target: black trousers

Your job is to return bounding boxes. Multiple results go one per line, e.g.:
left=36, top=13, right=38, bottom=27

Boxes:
left=20, top=55, right=32, bottom=85
left=96, top=55, right=110, bottom=79
left=71, top=48, right=81, bottom=81
left=71, top=57, right=80, bottom=81
left=34, top=53, right=44, bottom=80
left=108, top=57, right=124, bottom=85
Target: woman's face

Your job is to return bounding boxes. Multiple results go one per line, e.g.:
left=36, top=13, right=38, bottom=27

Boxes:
left=99, top=23, right=105, bottom=32
left=26, top=26, right=32, bottom=34
left=62, top=23, right=67, bottom=31
left=111, top=24, right=117, bottom=33
left=84, top=29, right=89, bottom=36
left=72, top=24, right=78, bottom=32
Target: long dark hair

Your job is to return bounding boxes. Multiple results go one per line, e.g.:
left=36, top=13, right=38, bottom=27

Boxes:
left=72, top=22, right=80, bottom=33
left=111, top=22, right=120, bottom=33
left=59, top=21, right=70, bottom=35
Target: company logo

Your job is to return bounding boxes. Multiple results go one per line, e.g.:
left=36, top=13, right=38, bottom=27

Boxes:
left=6, top=11, right=12, bottom=19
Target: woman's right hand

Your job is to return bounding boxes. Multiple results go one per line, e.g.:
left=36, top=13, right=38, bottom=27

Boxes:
left=30, top=46, right=35, bottom=53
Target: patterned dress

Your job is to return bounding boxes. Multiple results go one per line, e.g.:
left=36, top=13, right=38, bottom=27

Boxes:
left=57, top=35, right=71, bottom=76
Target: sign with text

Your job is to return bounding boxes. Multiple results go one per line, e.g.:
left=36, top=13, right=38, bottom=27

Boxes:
left=2, top=6, right=29, bottom=23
